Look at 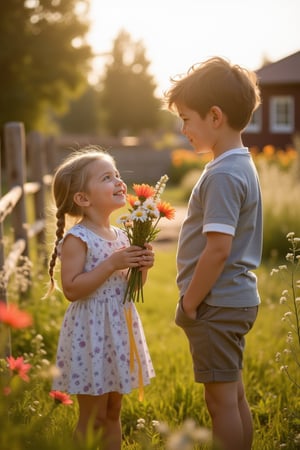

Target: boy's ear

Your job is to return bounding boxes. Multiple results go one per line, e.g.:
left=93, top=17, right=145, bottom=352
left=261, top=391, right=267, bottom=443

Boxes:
left=73, top=192, right=90, bottom=207
left=210, top=106, right=223, bottom=127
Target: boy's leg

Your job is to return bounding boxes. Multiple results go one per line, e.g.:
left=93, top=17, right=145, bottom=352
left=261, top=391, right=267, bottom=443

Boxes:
left=237, top=371, right=253, bottom=450
left=204, top=378, right=249, bottom=450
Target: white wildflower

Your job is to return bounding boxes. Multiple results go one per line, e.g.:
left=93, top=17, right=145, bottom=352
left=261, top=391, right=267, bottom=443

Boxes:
left=270, top=269, right=279, bottom=276
left=286, top=232, right=295, bottom=239
left=131, top=208, right=148, bottom=222
left=154, top=174, right=169, bottom=200
left=116, top=214, right=131, bottom=224
left=166, top=432, right=191, bottom=450
left=286, top=253, right=294, bottom=262
left=192, top=427, right=212, bottom=443
left=153, top=420, right=169, bottom=435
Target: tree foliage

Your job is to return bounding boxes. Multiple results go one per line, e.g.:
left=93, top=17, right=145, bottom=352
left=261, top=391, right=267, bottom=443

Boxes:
left=58, top=85, right=103, bottom=134
left=0, top=0, right=92, bottom=131
left=100, top=30, right=161, bottom=136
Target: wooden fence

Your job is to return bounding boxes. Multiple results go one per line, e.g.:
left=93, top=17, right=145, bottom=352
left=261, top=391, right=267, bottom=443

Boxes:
left=0, top=122, right=55, bottom=354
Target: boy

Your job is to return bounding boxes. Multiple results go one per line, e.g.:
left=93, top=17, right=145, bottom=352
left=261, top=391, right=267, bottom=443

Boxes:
left=165, top=57, right=262, bottom=450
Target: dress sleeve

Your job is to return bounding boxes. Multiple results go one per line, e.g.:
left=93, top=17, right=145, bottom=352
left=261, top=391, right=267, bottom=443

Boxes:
left=57, top=225, right=89, bottom=259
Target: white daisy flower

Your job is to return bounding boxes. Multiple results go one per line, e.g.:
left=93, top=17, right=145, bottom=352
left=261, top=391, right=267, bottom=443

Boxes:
left=116, top=214, right=131, bottom=224
left=131, top=208, right=148, bottom=222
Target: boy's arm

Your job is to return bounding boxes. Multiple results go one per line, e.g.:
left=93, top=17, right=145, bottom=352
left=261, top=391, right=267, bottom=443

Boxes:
left=182, top=232, right=233, bottom=319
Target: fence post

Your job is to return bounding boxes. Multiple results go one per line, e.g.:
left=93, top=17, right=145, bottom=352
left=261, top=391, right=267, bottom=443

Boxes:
left=4, top=122, right=29, bottom=257
left=27, top=131, right=46, bottom=258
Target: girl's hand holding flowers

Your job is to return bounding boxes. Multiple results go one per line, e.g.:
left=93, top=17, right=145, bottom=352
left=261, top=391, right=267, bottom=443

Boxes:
left=137, top=243, right=154, bottom=270
left=117, top=175, right=175, bottom=303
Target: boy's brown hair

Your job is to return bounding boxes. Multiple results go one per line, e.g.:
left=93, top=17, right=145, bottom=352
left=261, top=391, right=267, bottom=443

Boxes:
left=165, top=56, right=261, bottom=131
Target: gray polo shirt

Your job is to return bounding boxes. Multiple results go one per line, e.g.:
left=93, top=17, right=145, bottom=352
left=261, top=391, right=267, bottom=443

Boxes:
left=177, top=148, right=262, bottom=308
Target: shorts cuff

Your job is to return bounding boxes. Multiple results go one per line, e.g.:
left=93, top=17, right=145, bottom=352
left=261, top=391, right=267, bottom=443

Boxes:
left=194, top=368, right=240, bottom=383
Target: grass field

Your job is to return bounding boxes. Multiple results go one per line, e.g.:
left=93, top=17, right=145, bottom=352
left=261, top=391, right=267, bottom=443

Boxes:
left=1, top=239, right=299, bottom=450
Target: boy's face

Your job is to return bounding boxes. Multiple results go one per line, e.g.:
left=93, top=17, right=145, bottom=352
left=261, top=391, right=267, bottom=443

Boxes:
left=176, top=103, right=214, bottom=153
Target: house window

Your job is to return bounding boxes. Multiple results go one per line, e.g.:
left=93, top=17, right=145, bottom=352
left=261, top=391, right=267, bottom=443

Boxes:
left=245, top=106, right=262, bottom=133
left=270, top=96, right=294, bottom=133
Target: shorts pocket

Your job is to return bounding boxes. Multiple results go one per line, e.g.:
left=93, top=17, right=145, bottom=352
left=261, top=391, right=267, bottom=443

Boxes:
left=175, top=298, right=199, bottom=328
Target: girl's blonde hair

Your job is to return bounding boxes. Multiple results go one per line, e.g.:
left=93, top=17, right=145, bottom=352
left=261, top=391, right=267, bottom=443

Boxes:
left=46, top=146, right=115, bottom=295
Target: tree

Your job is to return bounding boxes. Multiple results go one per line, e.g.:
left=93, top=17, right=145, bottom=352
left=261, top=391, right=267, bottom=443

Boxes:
left=58, top=85, right=103, bottom=134
left=100, top=30, right=160, bottom=136
left=0, top=0, right=92, bottom=131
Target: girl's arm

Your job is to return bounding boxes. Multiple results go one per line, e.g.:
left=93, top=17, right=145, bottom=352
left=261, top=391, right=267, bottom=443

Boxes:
left=182, top=232, right=233, bottom=319
left=61, top=235, right=147, bottom=302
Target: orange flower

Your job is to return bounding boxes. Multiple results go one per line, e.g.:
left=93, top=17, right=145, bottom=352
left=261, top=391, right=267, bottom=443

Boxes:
left=127, top=194, right=139, bottom=207
left=0, top=302, right=32, bottom=329
left=7, top=356, right=31, bottom=382
left=157, top=201, right=176, bottom=220
left=49, top=390, right=73, bottom=405
left=133, top=183, right=155, bottom=200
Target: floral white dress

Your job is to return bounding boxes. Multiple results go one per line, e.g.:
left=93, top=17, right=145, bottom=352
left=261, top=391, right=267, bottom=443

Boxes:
left=52, top=224, right=155, bottom=396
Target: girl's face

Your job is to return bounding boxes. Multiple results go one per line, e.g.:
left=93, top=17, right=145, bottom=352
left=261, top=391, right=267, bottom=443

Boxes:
left=177, top=103, right=215, bottom=153
left=84, top=158, right=127, bottom=213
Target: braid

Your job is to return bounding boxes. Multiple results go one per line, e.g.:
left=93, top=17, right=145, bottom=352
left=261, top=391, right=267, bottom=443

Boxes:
left=50, top=212, right=65, bottom=289
left=43, top=211, right=65, bottom=298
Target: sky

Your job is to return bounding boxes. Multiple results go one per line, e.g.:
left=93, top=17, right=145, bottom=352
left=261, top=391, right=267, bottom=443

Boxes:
left=87, top=0, right=300, bottom=97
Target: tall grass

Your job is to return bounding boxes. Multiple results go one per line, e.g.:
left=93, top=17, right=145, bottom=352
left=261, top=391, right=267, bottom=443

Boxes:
left=1, top=241, right=299, bottom=449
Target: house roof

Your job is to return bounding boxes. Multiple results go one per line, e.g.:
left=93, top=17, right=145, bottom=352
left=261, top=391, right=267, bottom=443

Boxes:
left=256, top=50, right=300, bottom=85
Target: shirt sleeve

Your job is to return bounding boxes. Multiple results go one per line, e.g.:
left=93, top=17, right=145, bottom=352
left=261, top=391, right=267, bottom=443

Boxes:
left=201, top=172, right=245, bottom=236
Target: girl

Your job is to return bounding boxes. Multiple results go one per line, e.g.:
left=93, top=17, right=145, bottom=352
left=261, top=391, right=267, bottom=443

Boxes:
left=47, top=147, right=155, bottom=449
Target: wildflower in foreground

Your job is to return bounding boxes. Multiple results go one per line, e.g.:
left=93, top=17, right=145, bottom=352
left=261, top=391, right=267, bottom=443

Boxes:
left=49, top=390, right=73, bottom=405
left=0, top=302, right=33, bottom=328
left=273, top=232, right=300, bottom=390
left=6, top=356, right=32, bottom=382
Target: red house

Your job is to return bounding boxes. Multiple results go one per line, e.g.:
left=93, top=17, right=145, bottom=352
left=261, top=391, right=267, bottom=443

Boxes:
left=243, top=50, right=300, bottom=150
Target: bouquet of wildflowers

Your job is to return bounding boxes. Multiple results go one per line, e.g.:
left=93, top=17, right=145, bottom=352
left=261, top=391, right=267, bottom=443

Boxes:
left=117, top=174, right=175, bottom=303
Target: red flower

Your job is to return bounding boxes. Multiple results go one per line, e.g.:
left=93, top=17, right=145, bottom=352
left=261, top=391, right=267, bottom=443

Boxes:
left=49, top=390, right=73, bottom=405
left=133, top=183, right=156, bottom=200
left=6, top=356, right=31, bottom=382
left=157, top=201, right=176, bottom=220
left=3, top=386, right=11, bottom=396
left=0, top=302, right=32, bottom=329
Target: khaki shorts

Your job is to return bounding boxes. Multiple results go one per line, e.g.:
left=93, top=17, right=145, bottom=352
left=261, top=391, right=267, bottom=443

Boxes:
left=175, top=299, right=258, bottom=383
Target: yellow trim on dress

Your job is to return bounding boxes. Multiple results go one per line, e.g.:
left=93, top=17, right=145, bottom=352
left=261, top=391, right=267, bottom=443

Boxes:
left=124, top=307, right=144, bottom=401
